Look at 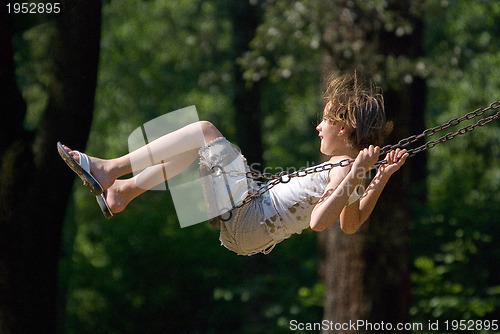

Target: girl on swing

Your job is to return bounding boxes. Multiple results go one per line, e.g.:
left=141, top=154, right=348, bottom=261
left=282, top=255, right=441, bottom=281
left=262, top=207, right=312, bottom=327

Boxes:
left=58, top=73, right=408, bottom=255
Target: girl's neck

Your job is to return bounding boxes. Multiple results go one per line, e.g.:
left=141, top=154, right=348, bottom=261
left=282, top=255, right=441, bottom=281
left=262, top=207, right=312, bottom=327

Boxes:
left=330, top=146, right=359, bottom=159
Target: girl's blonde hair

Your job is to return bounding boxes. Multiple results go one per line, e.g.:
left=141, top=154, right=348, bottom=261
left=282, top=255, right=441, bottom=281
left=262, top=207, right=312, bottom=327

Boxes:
left=323, top=72, right=393, bottom=149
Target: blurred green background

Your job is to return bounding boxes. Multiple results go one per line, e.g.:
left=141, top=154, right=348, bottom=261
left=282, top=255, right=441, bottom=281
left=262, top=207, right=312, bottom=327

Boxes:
left=8, top=0, right=500, bottom=333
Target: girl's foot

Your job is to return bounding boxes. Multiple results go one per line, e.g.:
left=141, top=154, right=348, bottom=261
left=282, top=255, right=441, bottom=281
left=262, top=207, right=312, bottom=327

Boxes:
left=103, top=179, right=141, bottom=214
left=62, top=144, right=117, bottom=192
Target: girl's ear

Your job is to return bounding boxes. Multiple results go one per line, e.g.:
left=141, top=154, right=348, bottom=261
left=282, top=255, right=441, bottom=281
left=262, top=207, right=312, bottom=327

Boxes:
left=339, top=123, right=347, bottom=135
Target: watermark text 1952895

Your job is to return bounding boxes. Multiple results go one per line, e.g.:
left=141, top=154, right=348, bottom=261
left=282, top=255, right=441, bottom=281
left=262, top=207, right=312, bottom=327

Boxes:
left=6, top=2, right=61, bottom=14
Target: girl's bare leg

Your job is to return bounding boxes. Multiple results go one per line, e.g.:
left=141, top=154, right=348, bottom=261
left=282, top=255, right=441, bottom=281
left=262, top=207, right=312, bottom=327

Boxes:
left=63, top=121, right=223, bottom=192
left=105, top=148, right=200, bottom=213
left=113, top=121, right=222, bottom=175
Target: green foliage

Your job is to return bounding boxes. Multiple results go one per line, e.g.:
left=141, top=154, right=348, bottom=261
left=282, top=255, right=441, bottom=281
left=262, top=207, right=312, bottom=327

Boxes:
left=240, top=1, right=324, bottom=171
left=62, top=188, right=322, bottom=333
left=240, top=1, right=322, bottom=84
left=12, top=0, right=500, bottom=332
left=410, top=0, right=500, bottom=323
left=91, top=0, right=236, bottom=152
left=58, top=0, right=323, bottom=333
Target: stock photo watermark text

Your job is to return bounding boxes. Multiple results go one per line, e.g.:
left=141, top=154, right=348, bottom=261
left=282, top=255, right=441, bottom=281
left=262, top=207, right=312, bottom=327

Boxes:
left=289, top=319, right=499, bottom=332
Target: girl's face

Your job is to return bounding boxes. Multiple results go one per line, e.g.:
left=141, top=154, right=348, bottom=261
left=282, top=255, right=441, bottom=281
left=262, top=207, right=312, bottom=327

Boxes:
left=316, top=102, right=344, bottom=155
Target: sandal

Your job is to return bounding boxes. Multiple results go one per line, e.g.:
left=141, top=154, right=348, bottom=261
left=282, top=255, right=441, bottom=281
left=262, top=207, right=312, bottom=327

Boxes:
left=57, top=142, right=104, bottom=196
left=96, top=192, right=113, bottom=219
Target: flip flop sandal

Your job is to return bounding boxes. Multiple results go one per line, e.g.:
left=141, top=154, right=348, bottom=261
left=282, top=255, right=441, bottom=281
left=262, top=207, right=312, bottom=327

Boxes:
left=96, top=192, right=113, bottom=219
left=57, top=142, right=104, bottom=196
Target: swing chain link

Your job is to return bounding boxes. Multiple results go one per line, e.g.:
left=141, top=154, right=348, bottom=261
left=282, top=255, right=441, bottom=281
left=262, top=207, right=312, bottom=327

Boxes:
left=224, top=100, right=500, bottom=208
left=406, top=104, right=500, bottom=157
left=378, top=100, right=500, bottom=156
left=234, top=157, right=354, bottom=208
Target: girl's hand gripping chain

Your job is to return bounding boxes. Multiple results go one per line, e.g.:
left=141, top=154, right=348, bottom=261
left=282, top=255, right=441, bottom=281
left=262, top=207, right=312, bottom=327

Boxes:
left=352, top=145, right=380, bottom=175
left=378, top=148, right=409, bottom=176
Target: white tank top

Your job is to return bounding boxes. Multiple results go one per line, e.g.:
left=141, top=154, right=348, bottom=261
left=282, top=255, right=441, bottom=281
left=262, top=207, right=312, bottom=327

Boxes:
left=256, top=161, right=361, bottom=241
left=258, top=162, right=331, bottom=240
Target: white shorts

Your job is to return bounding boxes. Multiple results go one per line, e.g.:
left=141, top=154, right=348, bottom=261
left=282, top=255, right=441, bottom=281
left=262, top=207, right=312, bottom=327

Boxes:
left=198, top=137, right=278, bottom=255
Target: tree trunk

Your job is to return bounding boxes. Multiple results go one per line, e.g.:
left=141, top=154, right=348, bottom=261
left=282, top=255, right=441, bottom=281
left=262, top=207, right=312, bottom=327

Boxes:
left=0, top=1, right=101, bottom=332
left=229, top=0, right=263, bottom=166
left=319, top=1, right=425, bottom=332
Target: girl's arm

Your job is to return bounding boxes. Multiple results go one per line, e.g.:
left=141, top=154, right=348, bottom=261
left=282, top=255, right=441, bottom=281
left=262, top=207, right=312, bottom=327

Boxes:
left=310, top=146, right=380, bottom=232
left=310, top=147, right=408, bottom=233
left=346, top=149, right=408, bottom=231
left=340, top=148, right=408, bottom=233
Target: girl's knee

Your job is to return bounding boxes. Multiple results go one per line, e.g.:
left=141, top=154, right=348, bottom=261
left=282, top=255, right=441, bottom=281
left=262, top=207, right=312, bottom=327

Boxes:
left=200, top=121, right=223, bottom=142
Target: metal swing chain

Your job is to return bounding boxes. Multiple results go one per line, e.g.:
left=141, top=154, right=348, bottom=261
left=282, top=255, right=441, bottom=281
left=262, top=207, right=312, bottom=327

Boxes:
left=225, top=100, right=500, bottom=208
left=379, top=100, right=500, bottom=157
left=397, top=100, right=500, bottom=157
left=233, top=157, right=355, bottom=208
